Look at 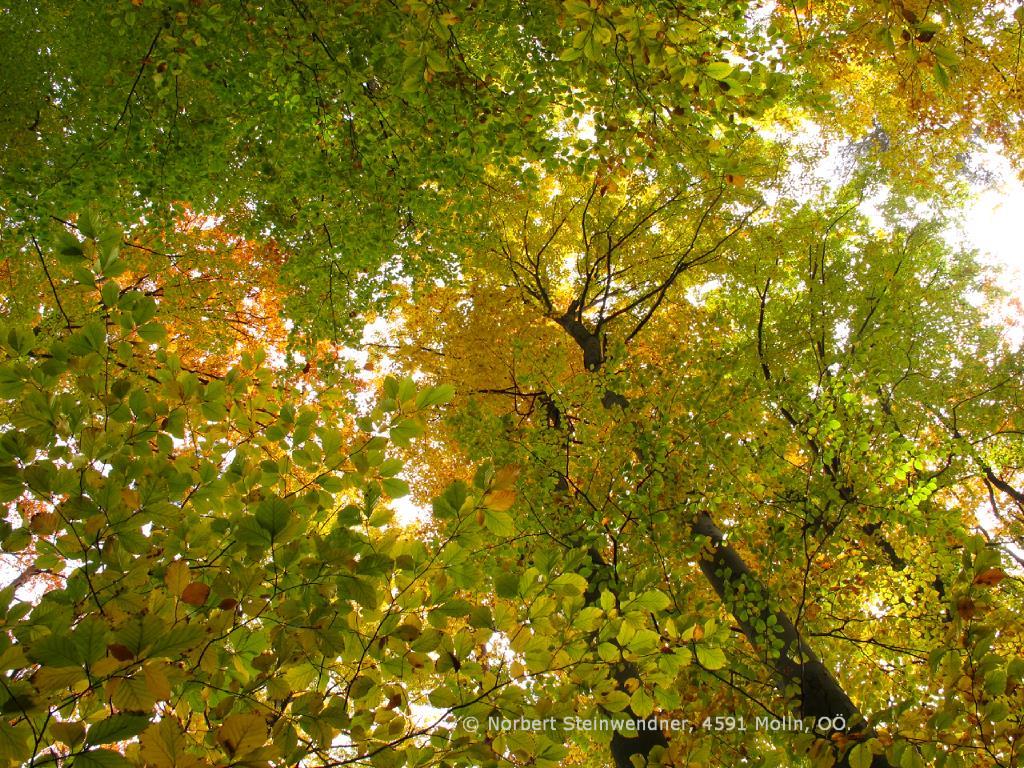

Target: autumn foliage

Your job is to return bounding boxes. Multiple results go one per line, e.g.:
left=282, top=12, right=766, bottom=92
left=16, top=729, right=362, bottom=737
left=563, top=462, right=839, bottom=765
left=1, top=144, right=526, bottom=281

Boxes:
left=1, top=2, right=1023, bottom=768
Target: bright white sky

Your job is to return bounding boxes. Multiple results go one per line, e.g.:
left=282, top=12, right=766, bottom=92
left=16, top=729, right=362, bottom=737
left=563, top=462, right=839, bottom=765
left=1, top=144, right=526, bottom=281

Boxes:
left=958, top=150, right=1024, bottom=294
left=944, top=149, right=1024, bottom=349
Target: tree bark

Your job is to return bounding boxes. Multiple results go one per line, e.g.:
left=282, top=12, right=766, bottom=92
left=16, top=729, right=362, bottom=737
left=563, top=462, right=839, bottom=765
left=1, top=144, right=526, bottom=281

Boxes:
left=692, top=513, right=891, bottom=767
left=555, top=314, right=603, bottom=371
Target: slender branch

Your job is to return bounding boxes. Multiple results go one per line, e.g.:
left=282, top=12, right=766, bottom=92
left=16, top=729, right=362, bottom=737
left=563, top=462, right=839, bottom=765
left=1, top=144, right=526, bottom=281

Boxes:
left=113, top=27, right=163, bottom=131
left=32, top=238, right=72, bottom=330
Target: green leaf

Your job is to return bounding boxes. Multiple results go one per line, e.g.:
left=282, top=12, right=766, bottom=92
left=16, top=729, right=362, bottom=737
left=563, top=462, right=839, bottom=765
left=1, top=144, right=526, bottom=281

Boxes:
left=627, top=590, right=671, bottom=612
left=80, top=321, right=106, bottom=353
left=77, top=210, right=100, bottom=239
left=379, top=457, right=403, bottom=477
left=34, top=666, right=87, bottom=692
left=137, top=323, right=167, bottom=343
left=101, top=280, right=120, bottom=308
left=317, top=475, right=347, bottom=493
left=111, top=676, right=156, bottom=711
left=432, top=481, right=467, bottom=519
left=573, top=606, right=603, bottom=631
left=255, top=496, right=291, bottom=537
left=344, top=576, right=380, bottom=609
left=381, top=477, right=410, bottom=498
left=368, top=505, right=394, bottom=527
left=73, top=617, right=109, bottom=665
left=26, top=634, right=81, bottom=667
left=56, top=232, right=85, bottom=261
left=0, top=721, right=31, bottom=765
left=396, top=377, right=417, bottom=404
left=348, top=676, right=375, bottom=700
left=626, top=628, right=660, bottom=656
left=984, top=669, right=1007, bottom=696
left=985, top=699, right=1009, bottom=723
left=6, top=327, right=33, bottom=356
left=629, top=688, right=654, bottom=718
left=706, top=61, right=733, bottom=80
left=602, top=691, right=630, bottom=712
left=932, top=45, right=958, bottom=67
left=695, top=645, right=726, bottom=670
left=549, top=572, right=587, bottom=596
left=390, top=418, right=423, bottom=447
left=415, top=384, right=455, bottom=409
left=483, top=508, right=515, bottom=537
left=425, top=50, right=451, bottom=74
left=73, top=749, right=134, bottom=768
left=50, top=721, right=85, bottom=749
left=115, top=614, right=169, bottom=657
left=847, top=743, right=873, bottom=768
left=495, top=572, right=520, bottom=598
left=86, top=714, right=151, bottom=746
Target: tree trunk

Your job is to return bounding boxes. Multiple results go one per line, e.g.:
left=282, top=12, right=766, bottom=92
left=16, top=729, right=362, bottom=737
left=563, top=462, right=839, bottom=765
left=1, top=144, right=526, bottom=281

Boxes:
left=551, top=329, right=893, bottom=768
left=692, top=513, right=891, bottom=767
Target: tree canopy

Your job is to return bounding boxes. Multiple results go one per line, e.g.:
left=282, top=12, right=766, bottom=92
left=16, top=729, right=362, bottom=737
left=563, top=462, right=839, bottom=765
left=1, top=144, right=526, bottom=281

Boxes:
left=1, top=2, right=1023, bottom=768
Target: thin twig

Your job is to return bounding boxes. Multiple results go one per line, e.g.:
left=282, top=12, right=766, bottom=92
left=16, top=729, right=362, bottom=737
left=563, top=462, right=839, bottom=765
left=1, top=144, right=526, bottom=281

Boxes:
left=32, top=237, right=72, bottom=330
left=114, top=27, right=163, bottom=131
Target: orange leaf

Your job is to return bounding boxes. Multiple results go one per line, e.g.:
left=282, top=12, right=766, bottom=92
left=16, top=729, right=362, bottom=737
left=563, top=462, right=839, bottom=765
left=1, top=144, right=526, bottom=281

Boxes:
left=973, top=568, right=1007, bottom=587
left=107, top=643, right=134, bottom=661
left=956, top=597, right=977, bottom=619
left=30, top=512, right=59, bottom=535
left=181, top=582, right=210, bottom=606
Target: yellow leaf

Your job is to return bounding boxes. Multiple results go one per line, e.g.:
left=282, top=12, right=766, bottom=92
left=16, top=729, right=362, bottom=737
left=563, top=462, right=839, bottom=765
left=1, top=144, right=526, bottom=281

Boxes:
left=29, top=511, right=59, bottom=535
left=164, top=561, right=189, bottom=597
left=34, top=666, right=88, bottom=693
left=216, top=714, right=268, bottom=758
left=110, top=675, right=156, bottom=712
left=84, top=514, right=106, bottom=537
left=483, top=489, right=516, bottom=511
left=0, top=721, right=32, bottom=766
left=0, top=645, right=26, bottom=671
left=492, top=465, right=520, bottom=491
left=91, top=657, right=123, bottom=677
left=140, top=719, right=203, bottom=768
left=50, top=721, right=85, bottom=749
left=143, top=663, right=171, bottom=701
